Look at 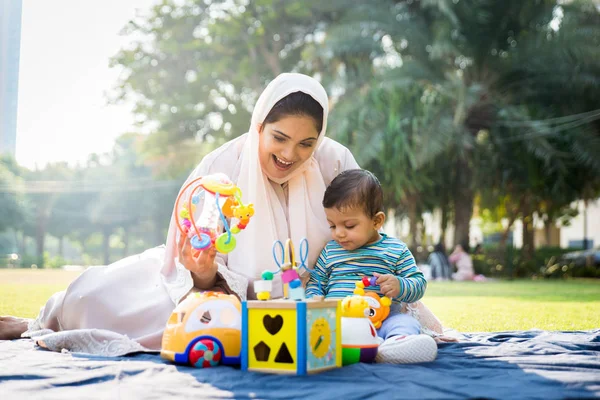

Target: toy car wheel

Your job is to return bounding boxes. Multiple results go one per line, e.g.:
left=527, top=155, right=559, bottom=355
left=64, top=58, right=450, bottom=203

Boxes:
left=188, top=338, right=222, bottom=368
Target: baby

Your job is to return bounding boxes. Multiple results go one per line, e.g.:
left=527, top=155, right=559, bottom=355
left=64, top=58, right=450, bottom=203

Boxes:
left=306, top=169, right=437, bottom=364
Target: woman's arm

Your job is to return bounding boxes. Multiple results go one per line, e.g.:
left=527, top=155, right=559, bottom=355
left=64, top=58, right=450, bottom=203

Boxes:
left=163, top=135, right=249, bottom=302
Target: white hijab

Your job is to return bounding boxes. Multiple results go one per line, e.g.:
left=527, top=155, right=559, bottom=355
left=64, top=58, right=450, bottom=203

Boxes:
left=231, top=73, right=330, bottom=292
left=162, top=73, right=332, bottom=299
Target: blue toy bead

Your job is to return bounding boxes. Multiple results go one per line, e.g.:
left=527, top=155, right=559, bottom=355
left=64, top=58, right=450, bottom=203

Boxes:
left=289, top=278, right=302, bottom=289
left=191, top=194, right=200, bottom=204
left=191, top=233, right=211, bottom=249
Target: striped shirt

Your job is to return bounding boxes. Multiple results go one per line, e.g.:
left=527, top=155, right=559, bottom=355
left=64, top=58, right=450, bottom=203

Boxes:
left=305, top=234, right=426, bottom=304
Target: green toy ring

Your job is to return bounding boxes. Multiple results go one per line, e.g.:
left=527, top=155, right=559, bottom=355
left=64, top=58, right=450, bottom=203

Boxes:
left=215, top=234, right=236, bottom=253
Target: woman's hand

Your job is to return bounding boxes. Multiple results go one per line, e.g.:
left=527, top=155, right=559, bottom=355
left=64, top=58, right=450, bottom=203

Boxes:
left=178, top=235, right=218, bottom=289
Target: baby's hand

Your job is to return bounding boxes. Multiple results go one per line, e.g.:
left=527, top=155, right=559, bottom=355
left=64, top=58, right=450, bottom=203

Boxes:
left=373, top=273, right=400, bottom=298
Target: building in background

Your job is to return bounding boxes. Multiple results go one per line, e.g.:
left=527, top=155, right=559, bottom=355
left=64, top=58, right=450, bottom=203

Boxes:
left=0, top=0, right=23, bottom=157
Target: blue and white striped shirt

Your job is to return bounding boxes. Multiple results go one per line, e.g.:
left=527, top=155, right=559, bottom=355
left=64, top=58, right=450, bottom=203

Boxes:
left=305, top=234, right=426, bottom=304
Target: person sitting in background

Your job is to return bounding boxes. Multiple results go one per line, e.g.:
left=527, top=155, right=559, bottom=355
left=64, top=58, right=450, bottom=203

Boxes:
left=428, top=243, right=452, bottom=281
left=449, top=243, right=475, bottom=281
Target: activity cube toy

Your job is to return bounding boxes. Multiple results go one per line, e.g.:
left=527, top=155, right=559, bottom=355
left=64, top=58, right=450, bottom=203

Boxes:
left=241, top=298, right=342, bottom=375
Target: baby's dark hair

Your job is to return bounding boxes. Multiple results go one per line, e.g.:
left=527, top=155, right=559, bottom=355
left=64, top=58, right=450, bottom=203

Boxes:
left=323, top=169, right=384, bottom=217
left=263, top=91, right=324, bottom=133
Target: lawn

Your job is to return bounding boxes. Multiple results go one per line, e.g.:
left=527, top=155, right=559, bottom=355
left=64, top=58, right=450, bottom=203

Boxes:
left=1, top=269, right=599, bottom=332
left=424, top=280, right=600, bottom=332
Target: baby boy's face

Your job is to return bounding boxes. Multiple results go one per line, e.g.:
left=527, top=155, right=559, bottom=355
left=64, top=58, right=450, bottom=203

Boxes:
left=325, top=207, right=381, bottom=251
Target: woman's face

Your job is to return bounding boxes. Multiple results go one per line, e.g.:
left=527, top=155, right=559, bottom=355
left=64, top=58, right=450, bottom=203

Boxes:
left=258, top=115, right=320, bottom=180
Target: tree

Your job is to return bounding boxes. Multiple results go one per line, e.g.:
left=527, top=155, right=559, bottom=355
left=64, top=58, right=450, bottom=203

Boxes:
left=317, top=0, right=600, bottom=249
left=110, top=0, right=336, bottom=175
left=109, top=0, right=600, bottom=255
left=0, top=156, right=25, bottom=235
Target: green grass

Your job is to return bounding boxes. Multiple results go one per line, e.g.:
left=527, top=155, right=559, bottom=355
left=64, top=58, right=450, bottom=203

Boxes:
left=1, top=270, right=599, bottom=332
left=424, top=280, right=600, bottom=332
left=0, top=269, right=82, bottom=318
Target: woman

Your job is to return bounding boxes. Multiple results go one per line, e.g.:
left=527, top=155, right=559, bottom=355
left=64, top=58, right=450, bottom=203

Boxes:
left=0, top=73, right=447, bottom=355
left=449, top=243, right=475, bottom=281
left=428, top=243, right=452, bottom=281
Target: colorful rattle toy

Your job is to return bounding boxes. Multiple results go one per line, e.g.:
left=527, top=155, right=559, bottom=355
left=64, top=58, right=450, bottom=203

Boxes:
left=353, top=277, right=392, bottom=329
left=174, top=173, right=254, bottom=254
left=254, top=238, right=310, bottom=301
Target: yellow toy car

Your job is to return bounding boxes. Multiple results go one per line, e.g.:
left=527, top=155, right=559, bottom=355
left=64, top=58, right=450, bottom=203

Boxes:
left=161, top=291, right=242, bottom=368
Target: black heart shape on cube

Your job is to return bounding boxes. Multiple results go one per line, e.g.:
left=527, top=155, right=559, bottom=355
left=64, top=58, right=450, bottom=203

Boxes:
left=263, top=315, right=284, bottom=335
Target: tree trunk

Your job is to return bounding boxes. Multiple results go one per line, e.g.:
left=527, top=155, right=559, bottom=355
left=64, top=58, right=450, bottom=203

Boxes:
left=102, top=226, right=111, bottom=265
left=35, top=224, right=45, bottom=268
left=418, top=214, right=426, bottom=246
left=35, top=206, right=50, bottom=268
left=58, top=236, right=64, bottom=258
left=123, top=225, right=130, bottom=258
left=521, top=199, right=535, bottom=261
left=80, top=238, right=86, bottom=256
left=21, top=234, right=28, bottom=257
left=543, top=219, right=552, bottom=247
left=407, top=199, right=418, bottom=249
left=453, top=157, right=474, bottom=248
left=440, top=205, right=449, bottom=246
left=499, top=217, right=516, bottom=248
left=583, top=199, right=589, bottom=250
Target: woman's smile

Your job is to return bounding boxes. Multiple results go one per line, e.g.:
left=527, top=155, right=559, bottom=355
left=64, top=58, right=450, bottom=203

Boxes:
left=272, top=155, right=295, bottom=170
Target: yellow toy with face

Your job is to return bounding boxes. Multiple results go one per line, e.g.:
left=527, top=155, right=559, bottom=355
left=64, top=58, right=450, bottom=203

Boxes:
left=233, top=203, right=255, bottom=224
left=353, top=280, right=392, bottom=329
left=341, top=295, right=370, bottom=318
left=363, top=292, right=391, bottom=329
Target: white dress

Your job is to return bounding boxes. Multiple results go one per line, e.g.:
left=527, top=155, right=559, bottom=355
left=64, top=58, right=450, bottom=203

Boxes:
left=23, top=134, right=359, bottom=356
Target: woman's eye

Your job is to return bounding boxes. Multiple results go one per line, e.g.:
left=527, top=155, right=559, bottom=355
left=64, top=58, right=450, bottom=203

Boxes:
left=329, top=226, right=335, bottom=230
left=273, top=136, right=285, bottom=142
left=300, top=142, right=314, bottom=148
left=346, top=225, right=356, bottom=229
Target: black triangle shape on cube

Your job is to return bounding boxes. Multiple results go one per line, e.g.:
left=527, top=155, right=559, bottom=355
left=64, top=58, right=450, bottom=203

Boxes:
left=274, top=342, right=294, bottom=364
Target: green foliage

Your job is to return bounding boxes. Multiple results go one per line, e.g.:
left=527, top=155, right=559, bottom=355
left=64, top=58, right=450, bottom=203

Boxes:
left=45, top=255, right=70, bottom=269
left=472, top=246, right=598, bottom=279
left=109, top=0, right=335, bottom=175
left=105, top=0, right=600, bottom=251
left=3, top=0, right=600, bottom=269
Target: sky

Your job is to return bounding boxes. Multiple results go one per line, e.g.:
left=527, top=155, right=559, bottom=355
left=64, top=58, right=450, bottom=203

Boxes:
left=16, top=0, right=157, bottom=169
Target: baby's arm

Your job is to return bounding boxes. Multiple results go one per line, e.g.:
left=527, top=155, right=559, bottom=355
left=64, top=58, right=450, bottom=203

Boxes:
left=305, top=246, right=329, bottom=297
left=394, top=247, right=427, bottom=303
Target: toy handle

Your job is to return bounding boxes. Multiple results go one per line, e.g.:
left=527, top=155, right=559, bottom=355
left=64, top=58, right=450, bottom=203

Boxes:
left=284, top=238, right=295, bottom=267
left=174, top=177, right=205, bottom=238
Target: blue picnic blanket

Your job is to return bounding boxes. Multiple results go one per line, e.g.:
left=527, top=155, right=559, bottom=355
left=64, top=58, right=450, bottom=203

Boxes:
left=1, top=330, right=599, bottom=399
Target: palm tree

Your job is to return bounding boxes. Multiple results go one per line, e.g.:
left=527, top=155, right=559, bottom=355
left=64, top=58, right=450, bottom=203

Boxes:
left=318, top=0, right=600, bottom=249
